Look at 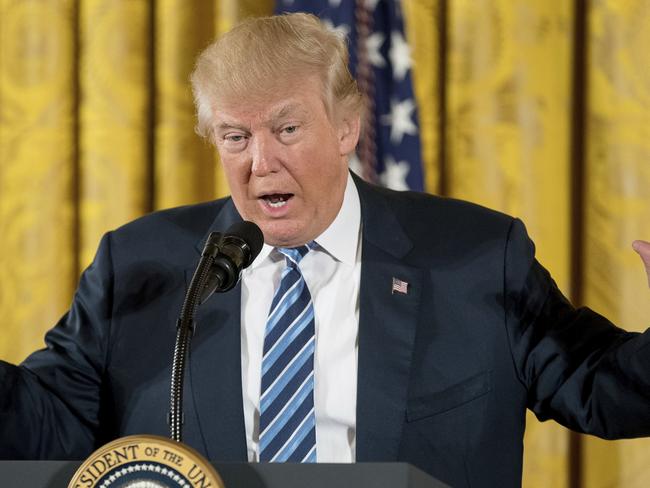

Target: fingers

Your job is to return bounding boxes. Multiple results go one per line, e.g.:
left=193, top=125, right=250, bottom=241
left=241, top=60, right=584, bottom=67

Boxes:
left=632, top=240, right=650, bottom=287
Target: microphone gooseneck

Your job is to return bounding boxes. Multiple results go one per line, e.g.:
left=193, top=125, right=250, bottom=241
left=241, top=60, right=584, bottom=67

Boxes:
left=169, top=221, right=263, bottom=442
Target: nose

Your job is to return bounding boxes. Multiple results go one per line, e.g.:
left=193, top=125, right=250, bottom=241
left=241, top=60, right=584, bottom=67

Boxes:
left=250, top=133, right=279, bottom=177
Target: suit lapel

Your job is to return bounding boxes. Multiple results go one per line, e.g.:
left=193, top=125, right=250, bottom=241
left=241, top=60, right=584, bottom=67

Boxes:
left=355, top=177, right=423, bottom=461
left=184, top=200, right=248, bottom=461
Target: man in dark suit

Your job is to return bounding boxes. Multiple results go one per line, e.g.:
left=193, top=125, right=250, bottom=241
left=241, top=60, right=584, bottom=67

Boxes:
left=1, top=12, right=650, bottom=488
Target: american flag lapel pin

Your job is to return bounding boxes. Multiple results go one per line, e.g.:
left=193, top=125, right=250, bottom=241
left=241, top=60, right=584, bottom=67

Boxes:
left=391, top=277, right=409, bottom=295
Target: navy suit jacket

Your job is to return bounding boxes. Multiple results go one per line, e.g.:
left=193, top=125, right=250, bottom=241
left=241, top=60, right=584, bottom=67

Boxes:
left=2, top=175, right=650, bottom=487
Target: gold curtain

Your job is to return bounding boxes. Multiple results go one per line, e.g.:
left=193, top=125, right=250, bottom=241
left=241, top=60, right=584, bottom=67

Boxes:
left=1, top=1, right=649, bottom=486
left=79, top=0, right=152, bottom=265
left=406, top=1, right=650, bottom=486
left=581, top=1, right=650, bottom=487
left=442, top=1, right=574, bottom=486
left=0, top=0, right=76, bottom=361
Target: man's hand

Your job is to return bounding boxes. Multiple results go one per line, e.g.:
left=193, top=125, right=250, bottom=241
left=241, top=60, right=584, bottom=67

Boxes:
left=632, top=240, right=650, bottom=287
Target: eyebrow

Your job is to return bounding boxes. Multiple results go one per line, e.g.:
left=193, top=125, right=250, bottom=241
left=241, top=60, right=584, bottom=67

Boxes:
left=214, top=103, right=310, bottom=133
left=216, top=121, right=249, bottom=132
left=271, top=103, right=308, bottom=122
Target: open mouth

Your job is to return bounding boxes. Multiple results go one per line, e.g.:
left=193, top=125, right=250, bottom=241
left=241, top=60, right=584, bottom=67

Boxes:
left=261, top=193, right=293, bottom=208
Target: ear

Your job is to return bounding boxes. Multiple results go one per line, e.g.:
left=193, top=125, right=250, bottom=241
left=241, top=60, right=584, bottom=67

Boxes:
left=337, top=113, right=361, bottom=156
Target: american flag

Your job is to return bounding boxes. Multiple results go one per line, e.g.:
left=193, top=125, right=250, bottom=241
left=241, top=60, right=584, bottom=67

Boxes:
left=276, top=0, right=424, bottom=191
left=391, top=277, right=409, bottom=295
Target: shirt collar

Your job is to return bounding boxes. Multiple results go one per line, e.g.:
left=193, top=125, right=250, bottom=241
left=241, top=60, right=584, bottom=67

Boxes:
left=250, top=172, right=361, bottom=268
left=312, top=172, right=360, bottom=266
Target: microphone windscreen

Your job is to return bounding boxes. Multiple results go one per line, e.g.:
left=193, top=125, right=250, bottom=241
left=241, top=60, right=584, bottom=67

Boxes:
left=226, top=220, right=264, bottom=263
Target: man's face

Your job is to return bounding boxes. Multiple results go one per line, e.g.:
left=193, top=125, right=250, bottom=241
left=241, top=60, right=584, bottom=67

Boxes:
left=212, top=75, right=359, bottom=247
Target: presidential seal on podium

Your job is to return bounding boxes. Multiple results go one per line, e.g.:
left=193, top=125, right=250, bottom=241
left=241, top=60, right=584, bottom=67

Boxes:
left=67, top=435, right=225, bottom=488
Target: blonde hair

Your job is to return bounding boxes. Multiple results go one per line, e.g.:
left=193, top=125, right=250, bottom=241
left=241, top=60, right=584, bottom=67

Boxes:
left=190, top=13, right=363, bottom=142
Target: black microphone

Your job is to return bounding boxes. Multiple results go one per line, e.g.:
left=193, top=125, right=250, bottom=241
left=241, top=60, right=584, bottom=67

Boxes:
left=169, top=220, right=263, bottom=442
left=199, top=221, right=264, bottom=302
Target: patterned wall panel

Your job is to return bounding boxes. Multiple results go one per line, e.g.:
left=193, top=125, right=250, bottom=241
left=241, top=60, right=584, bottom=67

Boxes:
left=79, top=0, right=152, bottom=266
left=446, top=0, right=574, bottom=287
left=155, top=0, right=217, bottom=210
left=0, top=0, right=76, bottom=362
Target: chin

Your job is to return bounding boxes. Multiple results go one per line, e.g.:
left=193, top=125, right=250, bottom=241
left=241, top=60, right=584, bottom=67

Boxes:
left=260, top=223, right=309, bottom=248
left=264, top=235, right=305, bottom=248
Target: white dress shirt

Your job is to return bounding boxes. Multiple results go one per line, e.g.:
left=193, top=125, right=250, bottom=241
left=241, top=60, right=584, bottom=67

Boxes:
left=240, top=173, right=361, bottom=462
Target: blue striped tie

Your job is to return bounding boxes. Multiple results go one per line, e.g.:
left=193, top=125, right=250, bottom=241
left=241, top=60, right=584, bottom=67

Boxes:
left=259, top=243, right=317, bottom=462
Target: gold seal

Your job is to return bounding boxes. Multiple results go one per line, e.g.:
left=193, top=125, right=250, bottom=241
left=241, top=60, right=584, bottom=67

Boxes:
left=67, top=435, right=225, bottom=488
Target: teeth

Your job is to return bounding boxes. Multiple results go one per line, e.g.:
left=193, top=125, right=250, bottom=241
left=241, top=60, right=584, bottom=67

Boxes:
left=268, top=199, right=287, bottom=208
left=263, top=194, right=290, bottom=208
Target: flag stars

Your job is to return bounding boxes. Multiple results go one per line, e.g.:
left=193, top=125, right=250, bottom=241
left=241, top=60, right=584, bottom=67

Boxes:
left=323, top=19, right=350, bottom=40
left=296, top=1, right=423, bottom=192
left=366, top=32, right=386, bottom=68
left=389, top=31, right=412, bottom=81
left=380, top=156, right=410, bottom=191
left=381, top=98, right=418, bottom=144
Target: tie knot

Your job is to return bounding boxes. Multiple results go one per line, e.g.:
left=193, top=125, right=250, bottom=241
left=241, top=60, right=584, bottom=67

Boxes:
left=277, top=242, right=315, bottom=267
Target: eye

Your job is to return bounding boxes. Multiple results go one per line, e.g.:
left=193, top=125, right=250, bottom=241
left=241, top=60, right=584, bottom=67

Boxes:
left=225, top=133, right=246, bottom=142
left=281, top=125, right=299, bottom=135
left=219, top=132, right=249, bottom=152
